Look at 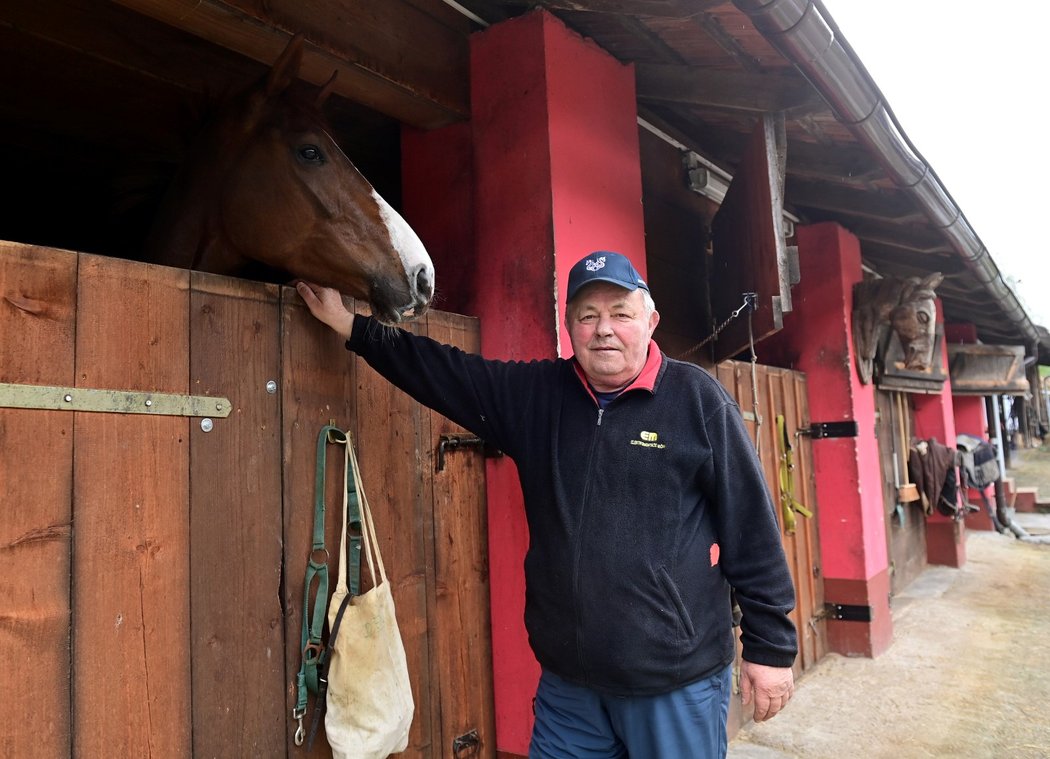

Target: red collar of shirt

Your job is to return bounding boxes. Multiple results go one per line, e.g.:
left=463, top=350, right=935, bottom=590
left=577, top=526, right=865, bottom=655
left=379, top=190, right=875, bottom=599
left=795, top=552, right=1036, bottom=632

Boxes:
left=571, top=339, right=663, bottom=402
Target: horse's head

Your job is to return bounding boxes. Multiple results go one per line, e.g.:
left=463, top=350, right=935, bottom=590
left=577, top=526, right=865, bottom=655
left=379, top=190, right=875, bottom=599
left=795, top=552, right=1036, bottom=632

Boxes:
left=889, top=272, right=943, bottom=371
left=852, top=271, right=943, bottom=382
left=147, top=35, right=434, bottom=324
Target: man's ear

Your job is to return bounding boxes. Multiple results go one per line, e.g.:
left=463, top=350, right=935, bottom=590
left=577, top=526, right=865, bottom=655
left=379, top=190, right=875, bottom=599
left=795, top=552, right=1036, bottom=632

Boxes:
left=649, top=309, right=661, bottom=335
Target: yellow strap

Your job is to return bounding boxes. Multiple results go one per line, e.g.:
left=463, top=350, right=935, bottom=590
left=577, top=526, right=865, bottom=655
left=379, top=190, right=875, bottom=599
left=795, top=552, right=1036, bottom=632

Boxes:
left=777, top=415, right=813, bottom=535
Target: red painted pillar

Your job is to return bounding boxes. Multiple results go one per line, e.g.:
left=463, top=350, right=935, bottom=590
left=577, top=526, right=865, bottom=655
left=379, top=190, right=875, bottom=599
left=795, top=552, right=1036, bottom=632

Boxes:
left=912, top=301, right=966, bottom=567
left=404, top=10, right=646, bottom=755
left=763, top=222, right=893, bottom=657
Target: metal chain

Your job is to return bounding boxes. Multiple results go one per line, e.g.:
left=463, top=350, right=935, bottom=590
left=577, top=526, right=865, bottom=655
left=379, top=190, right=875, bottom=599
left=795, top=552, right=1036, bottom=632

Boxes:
left=676, top=292, right=763, bottom=460
left=678, top=293, right=757, bottom=359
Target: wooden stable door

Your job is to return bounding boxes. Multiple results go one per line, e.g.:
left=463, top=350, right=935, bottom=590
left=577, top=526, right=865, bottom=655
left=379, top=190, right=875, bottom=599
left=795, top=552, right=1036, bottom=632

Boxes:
left=876, top=389, right=927, bottom=597
left=714, top=360, right=827, bottom=731
left=0, top=242, right=495, bottom=758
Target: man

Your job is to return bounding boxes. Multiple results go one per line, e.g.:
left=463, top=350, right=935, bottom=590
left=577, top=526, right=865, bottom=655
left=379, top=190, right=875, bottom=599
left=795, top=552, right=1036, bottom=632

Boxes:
left=297, top=251, right=797, bottom=758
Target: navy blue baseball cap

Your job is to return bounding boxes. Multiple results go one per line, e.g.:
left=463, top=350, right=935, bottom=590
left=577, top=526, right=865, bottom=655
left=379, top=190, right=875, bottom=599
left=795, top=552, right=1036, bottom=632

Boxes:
left=566, top=251, right=649, bottom=301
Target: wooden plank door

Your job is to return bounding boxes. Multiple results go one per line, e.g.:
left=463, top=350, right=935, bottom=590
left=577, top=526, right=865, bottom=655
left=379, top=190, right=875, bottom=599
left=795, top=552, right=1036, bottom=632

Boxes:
left=0, top=243, right=77, bottom=758
left=72, top=254, right=192, bottom=756
left=425, top=311, right=497, bottom=759
left=877, top=389, right=927, bottom=596
left=189, top=272, right=286, bottom=756
left=1, top=245, right=496, bottom=757
left=714, top=360, right=826, bottom=730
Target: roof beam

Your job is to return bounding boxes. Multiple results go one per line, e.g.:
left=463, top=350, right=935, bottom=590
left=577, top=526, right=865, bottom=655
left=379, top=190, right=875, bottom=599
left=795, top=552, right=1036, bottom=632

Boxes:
left=786, top=179, right=925, bottom=224
left=488, top=0, right=723, bottom=17
left=636, top=63, right=823, bottom=112
left=111, top=0, right=469, bottom=128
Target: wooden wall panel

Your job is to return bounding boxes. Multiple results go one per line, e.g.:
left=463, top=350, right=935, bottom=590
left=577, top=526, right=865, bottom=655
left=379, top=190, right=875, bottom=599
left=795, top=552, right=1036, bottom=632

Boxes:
left=189, top=273, right=285, bottom=756
left=280, top=289, right=357, bottom=758
left=0, top=243, right=77, bottom=758
left=352, top=312, right=435, bottom=759
left=426, top=311, right=496, bottom=758
left=72, top=255, right=192, bottom=756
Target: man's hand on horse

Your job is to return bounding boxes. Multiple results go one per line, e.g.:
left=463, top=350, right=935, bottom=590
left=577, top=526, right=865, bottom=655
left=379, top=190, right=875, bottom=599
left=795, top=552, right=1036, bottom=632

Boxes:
left=296, top=281, right=355, bottom=339
left=740, top=660, right=794, bottom=722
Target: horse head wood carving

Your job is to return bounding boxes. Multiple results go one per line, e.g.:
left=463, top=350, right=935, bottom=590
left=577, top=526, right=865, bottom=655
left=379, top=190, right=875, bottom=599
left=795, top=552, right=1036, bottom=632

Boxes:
left=145, top=35, right=434, bottom=324
left=852, top=272, right=943, bottom=384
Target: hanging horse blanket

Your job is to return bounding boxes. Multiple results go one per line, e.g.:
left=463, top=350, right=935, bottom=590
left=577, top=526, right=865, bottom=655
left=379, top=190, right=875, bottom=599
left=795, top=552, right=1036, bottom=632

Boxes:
left=907, top=437, right=957, bottom=516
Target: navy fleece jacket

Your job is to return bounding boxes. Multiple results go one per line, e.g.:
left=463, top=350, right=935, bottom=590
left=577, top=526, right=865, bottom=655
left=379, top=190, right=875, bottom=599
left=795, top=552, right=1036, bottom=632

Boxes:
left=347, top=316, right=797, bottom=696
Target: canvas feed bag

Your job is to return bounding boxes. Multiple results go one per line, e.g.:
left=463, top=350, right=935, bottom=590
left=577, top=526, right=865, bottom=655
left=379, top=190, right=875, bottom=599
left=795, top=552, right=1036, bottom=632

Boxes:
left=325, top=437, right=414, bottom=759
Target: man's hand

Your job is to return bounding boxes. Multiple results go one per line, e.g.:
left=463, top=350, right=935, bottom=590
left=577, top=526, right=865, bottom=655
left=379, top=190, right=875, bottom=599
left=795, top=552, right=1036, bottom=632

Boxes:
left=296, top=281, right=355, bottom=339
left=740, top=661, right=794, bottom=722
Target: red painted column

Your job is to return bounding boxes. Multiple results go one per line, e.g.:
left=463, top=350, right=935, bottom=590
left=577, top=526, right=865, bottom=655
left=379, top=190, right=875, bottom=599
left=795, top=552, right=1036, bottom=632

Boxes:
left=760, top=222, right=893, bottom=657
left=404, top=10, right=646, bottom=755
left=912, top=301, right=966, bottom=567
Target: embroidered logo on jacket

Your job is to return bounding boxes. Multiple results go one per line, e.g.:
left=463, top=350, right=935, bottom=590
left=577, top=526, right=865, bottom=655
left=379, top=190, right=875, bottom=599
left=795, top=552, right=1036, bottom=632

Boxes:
left=631, top=430, right=666, bottom=449
left=585, top=256, right=607, bottom=272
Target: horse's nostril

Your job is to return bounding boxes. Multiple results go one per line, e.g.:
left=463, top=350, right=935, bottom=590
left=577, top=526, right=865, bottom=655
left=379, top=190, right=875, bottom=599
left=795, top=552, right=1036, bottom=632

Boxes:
left=415, top=265, right=434, bottom=299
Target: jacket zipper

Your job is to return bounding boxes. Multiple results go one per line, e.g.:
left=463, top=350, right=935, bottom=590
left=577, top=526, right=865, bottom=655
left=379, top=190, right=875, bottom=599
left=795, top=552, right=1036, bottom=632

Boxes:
left=572, top=404, right=606, bottom=683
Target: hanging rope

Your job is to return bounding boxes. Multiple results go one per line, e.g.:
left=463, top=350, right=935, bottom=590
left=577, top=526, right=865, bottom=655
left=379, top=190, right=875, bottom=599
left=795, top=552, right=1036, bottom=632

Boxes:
left=747, top=302, right=762, bottom=461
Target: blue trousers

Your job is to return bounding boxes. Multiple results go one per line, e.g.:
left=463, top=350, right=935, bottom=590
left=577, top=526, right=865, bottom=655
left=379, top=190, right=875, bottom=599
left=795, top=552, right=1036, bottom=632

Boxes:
left=529, top=664, right=732, bottom=759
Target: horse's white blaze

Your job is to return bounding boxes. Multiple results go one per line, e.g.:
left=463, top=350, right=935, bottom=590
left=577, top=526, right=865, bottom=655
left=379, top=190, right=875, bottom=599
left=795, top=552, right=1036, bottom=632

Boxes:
left=372, top=189, right=434, bottom=295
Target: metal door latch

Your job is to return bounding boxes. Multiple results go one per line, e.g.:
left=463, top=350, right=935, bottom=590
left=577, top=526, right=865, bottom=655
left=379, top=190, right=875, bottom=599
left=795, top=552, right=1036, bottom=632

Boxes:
left=436, top=433, right=502, bottom=471
left=452, top=729, right=480, bottom=756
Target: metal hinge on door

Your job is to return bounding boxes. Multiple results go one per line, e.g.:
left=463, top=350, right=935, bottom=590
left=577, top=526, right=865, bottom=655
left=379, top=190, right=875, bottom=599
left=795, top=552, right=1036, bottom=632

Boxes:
left=0, top=382, right=231, bottom=418
left=436, top=433, right=503, bottom=472
left=797, top=420, right=859, bottom=439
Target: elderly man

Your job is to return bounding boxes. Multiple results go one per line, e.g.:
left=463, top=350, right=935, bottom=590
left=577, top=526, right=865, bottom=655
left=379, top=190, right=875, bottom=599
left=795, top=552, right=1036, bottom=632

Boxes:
left=297, top=250, right=797, bottom=758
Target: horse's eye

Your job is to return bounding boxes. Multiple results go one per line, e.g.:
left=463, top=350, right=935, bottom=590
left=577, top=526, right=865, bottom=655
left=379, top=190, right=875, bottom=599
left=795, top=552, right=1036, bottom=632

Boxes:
left=918, top=312, right=930, bottom=324
left=297, top=145, right=325, bottom=164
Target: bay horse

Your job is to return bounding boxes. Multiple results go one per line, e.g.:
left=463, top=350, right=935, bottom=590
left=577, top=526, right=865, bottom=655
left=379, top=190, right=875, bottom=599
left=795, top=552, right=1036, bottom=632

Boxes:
left=145, top=35, right=434, bottom=324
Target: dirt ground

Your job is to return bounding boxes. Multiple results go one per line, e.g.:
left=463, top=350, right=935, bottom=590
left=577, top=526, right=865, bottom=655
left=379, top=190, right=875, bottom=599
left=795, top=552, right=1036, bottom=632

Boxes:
left=729, top=446, right=1050, bottom=759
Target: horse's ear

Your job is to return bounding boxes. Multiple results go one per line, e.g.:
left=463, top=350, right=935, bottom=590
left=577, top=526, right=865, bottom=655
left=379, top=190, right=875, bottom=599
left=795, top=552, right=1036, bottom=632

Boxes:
left=920, top=271, right=944, bottom=291
left=316, top=70, right=339, bottom=107
left=266, top=33, right=305, bottom=97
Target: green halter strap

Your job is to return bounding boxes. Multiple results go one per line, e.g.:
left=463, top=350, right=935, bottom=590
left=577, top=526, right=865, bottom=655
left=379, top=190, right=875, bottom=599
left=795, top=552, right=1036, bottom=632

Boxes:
left=293, top=425, right=362, bottom=746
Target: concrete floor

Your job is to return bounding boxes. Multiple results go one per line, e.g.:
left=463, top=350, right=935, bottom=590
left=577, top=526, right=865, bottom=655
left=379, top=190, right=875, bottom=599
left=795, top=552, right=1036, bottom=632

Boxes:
left=729, top=509, right=1050, bottom=759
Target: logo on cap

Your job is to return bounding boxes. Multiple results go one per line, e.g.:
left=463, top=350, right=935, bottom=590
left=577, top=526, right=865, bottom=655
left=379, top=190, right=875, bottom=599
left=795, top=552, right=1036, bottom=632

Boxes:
left=585, top=256, right=607, bottom=272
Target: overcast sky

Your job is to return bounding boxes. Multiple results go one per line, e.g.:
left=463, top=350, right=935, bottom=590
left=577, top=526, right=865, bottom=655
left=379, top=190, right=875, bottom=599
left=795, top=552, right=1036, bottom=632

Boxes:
left=817, top=1, right=1050, bottom=326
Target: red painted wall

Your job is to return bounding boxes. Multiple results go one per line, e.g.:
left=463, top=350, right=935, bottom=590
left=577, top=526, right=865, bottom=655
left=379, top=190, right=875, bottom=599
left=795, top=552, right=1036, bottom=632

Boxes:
left=406, top=11, right=646, bottom=754
left=758, top=222, right=892, bottom=656
left=402, top=122, right=476, bottom=317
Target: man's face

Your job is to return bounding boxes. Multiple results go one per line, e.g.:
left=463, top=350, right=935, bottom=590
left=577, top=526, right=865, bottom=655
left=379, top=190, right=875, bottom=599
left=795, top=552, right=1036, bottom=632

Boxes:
left=566, top=282, right=660, bottom=393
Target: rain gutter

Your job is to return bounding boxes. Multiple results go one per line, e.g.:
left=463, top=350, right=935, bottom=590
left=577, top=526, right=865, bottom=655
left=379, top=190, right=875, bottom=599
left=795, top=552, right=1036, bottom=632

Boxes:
left=733, top=0, right=1043, bottom=353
